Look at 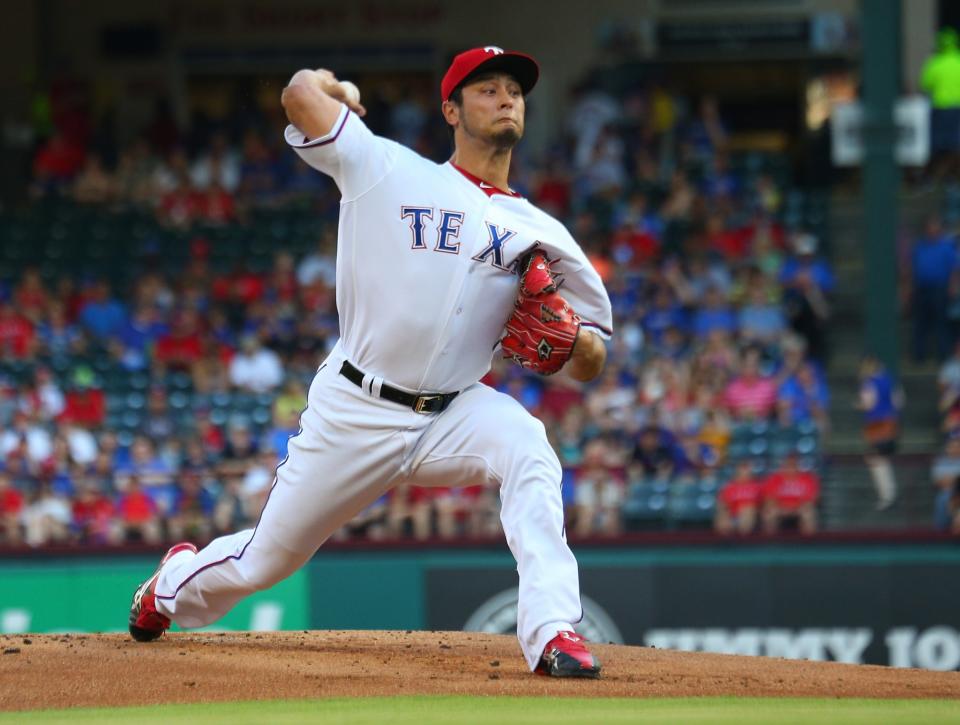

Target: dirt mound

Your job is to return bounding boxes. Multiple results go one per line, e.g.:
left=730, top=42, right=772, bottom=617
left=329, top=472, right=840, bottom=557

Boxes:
left=1, top=630, right=958, bottom=711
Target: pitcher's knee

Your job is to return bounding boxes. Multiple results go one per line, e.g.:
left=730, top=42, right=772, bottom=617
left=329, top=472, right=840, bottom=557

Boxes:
left=238, top=548, right=303, bottom=592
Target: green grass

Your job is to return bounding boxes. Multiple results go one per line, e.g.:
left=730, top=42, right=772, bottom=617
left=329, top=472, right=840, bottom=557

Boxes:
left=3, top=697, right=960, bottom=725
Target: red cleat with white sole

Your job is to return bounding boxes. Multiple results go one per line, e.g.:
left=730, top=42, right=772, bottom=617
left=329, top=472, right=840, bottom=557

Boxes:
left=536, top=630, right=602, bottom=678
left=128, top=542, right=197, bottom=642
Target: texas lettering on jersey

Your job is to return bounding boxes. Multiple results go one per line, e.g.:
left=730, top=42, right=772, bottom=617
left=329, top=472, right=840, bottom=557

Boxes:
left=402, top=206, right=517, bottom=271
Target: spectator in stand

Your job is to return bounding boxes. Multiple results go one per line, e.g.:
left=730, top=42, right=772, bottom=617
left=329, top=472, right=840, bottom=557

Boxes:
left=114, top=303, right=168, bottom=371
left=13, top=268, right=49, bottom=324
left=0, top=300, right=35, bottom=358
left=738, top=279, right=787, bottom=348
left=777, top=361, right=830, bottom=432
left=114, top=138, right=158, bottom=206
left=71, top=478, right=119, bottom=544
left=71, top=152, right=117, bottom=204
left=691, top=285, right=737, bottom=340
left=585, top=368, right=634, bottom=431
left=550, top=406, right=589, bottom=471
left=705, top=213, right=748, bottom=261
left=142, top=386, right=176, bottom=441
left=228, top=334, right=283, bottom=393
left=58, top=366, right=105, bottom=428
left=167, top=467, right=218, bottom=543
left=0, top=471, right=24, bottom=544
left=0, top=410, right=54, bottom=468
left=190, top=131, right=241, bottom=193
left=197, top=180, right=237, bottom=225
left=157, top=166, right=202, bottom=229
left=533, top=156, right=573, bottom=218
left=154, top=310, right=204, bottom=372
left=932, top=433, right=960, bottom=531
left=116, top=475, right=161, bottom=543
left=744, top=212, right=786, bottom=280
left=921, top=27, right=960, bottom=181
left=218, top=418, right=260, bottom=480
left=573, top=439, right=625, bottom=537
left=238, top=130, right=283, bottom=205
left=266, top=379, right=305, bottom=459
left=780, top=232, right=832, bottom=363
left=908, top=214, right=956, bottom=363
left=18, top=366, right=65, bottom=422
left=30, top=130, right=85, bottom=196
left=115, top=436, right=176, bottom=491
left=212, top=474, right=247, bottom=535
left=630, top=424, right=686, bottom=483
left=761, top=452, right=820, bottom=534
left=857, top=355, right=903, bottom=511
left=714, top=459, right=763, bottom=535
left=684, top=95, right=728, bottom=163
left=642, top=285, right=687, bottom=350
left=78, top=279, right=128, bottom=342
left=61, top=420, right=98, bottom=468
left=296, top=232, right=338, bottom=289
left=568, top=80, right=621, bottom=173
left=36, top=301, right=82, bottom=358
left=724, top=347, right=778, bottom=420
left=702, top=152, right=739, bottom=203
left=20, top=482, right=72, bottom=547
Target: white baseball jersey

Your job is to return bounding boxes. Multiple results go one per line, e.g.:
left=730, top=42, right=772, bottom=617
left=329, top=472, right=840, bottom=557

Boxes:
left=283, top=104, right=613, bottom=393
left=152, top=99, right=613, bottom=673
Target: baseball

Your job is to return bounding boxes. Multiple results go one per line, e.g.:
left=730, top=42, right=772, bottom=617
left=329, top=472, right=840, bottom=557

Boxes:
left=339, top=80, right=360, bottom=105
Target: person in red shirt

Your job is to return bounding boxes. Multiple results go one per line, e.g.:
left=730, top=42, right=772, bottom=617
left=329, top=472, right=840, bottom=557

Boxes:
left=761, top=453, right=820, bottom=534
left=117, top=476, right=161, bottom=544
left=58, top=366, right=105, bottom=427
left=0, top=471, right=24, bottom=544
left=72, top=480, right=119, bottom=544
left=715, top=460, right=763, bottom=535
left=0, top=302, right=35, bottom=358
left=198, top=180, right=236, bottom=225
left=32, top=131, right=85, bottom=191
left=154, top=310, right=204, bottom=372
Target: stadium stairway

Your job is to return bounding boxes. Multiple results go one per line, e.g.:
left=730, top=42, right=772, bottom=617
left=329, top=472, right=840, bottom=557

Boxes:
left=821, top=188, right=942, bottom=530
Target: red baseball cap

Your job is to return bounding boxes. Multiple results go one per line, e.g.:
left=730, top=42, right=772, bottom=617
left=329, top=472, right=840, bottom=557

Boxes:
left=441, top=46, right=539, bottom=102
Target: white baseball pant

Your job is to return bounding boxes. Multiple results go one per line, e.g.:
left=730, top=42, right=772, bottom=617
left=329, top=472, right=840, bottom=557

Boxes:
left=154, top=343, right=582, bottom=670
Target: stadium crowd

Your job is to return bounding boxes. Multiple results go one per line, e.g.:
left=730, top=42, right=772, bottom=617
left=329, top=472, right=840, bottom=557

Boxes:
left=0, top=74, right=833, bottom=547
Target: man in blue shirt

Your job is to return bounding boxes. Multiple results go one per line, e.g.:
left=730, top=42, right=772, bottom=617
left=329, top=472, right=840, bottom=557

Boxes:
left=910, top=215, right=957, bottom=362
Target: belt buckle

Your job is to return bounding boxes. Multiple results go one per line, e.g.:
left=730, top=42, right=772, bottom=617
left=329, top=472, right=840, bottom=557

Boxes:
left=413, top=394, right=441, bottom=414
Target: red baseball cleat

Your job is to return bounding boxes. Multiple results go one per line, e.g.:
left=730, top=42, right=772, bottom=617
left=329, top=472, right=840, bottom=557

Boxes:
left=128, top=542, right=197, bottom=642
left=535, top=630, right=602, bottom=678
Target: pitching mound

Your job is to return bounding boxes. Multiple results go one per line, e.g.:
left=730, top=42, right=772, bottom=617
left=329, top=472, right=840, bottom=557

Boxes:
left=2, top=630, right=958, bottom=711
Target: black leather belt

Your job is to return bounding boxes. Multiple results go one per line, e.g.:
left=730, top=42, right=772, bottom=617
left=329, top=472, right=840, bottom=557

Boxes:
left=339, top=360, right=459, bottom=414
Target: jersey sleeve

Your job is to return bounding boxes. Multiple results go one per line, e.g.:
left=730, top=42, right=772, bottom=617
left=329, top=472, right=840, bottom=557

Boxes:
left=284, top=105, right=398, bottom=202
left=522, top=223, right=614, bottom=340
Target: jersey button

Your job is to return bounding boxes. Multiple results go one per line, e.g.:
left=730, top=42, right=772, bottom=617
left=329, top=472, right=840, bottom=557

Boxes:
left=456, top=307, right=463, bottom=314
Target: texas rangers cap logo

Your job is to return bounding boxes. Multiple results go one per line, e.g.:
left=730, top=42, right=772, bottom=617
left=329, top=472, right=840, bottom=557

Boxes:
left=441, top=46, right=540, bottom=102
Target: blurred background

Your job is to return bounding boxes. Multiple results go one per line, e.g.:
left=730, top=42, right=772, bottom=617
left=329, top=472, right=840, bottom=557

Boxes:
left=1, top=0, right=959, bottom=670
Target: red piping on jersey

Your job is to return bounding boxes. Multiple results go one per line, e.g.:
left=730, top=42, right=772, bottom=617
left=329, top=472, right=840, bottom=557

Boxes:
left=449, top=162, right=521, bottom=198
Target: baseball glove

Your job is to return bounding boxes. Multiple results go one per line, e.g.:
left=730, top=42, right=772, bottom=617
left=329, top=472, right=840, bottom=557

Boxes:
left=501, top=251, right=581, bottom=375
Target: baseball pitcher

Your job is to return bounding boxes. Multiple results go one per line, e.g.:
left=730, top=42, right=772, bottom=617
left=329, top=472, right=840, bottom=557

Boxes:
left=128, top=46, right=613, bottom=678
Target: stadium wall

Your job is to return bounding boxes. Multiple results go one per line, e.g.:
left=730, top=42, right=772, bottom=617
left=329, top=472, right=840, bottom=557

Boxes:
left=2, top=542, right=958, bottom=670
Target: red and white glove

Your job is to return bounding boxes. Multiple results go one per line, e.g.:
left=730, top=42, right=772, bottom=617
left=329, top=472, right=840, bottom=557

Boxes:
left=501, top=252, right=581, bottom=375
